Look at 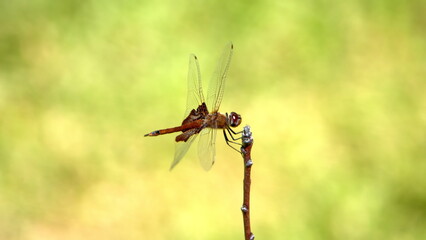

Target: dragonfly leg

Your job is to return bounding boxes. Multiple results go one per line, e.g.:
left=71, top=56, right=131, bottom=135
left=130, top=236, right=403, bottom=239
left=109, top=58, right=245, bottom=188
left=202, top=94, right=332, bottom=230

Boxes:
left=226, top=127, right=243, bottom=141
left=223, top=129, right=242, bottom=153
left=227, top=127, right=243, bottom=138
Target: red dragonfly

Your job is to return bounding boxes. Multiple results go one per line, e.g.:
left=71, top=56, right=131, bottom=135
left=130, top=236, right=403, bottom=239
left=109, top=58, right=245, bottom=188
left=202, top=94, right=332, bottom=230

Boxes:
left=145, top=43, right=242, bottom=170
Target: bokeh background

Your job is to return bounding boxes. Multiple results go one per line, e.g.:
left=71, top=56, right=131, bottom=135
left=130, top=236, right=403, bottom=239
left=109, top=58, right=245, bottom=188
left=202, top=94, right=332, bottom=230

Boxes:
left=1, top=0, right=425, bottom=239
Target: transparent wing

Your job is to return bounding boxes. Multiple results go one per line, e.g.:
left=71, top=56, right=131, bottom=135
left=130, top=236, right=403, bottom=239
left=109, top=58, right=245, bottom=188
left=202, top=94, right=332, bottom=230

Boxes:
left=206, top=42, right=234, bottom=112
left=171, top=134, right=199, bottom=170
left=197, top=127, right=218, bottom=171
left=184, top=54, right=205, bottom=118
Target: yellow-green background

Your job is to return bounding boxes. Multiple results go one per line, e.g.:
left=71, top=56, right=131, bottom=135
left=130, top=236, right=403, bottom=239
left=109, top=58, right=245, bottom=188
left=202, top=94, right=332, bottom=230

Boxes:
left=1, top=1, right=425, bottom=239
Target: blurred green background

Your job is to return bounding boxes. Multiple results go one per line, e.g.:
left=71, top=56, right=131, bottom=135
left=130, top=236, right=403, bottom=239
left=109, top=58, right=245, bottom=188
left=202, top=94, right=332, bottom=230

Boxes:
left=1, top=0, right=425, bottom=239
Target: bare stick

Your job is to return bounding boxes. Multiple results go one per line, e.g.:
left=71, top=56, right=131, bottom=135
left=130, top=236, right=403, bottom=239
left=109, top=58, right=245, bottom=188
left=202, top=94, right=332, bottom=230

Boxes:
left=241, top=125, right=254, bottom=240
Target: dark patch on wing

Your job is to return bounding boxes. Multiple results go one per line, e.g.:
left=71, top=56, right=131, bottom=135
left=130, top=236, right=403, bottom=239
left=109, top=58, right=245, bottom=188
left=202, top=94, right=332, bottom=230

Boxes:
left=176, top=128, right=201, bottom=142
left=181, top=102, right=209, bottom=126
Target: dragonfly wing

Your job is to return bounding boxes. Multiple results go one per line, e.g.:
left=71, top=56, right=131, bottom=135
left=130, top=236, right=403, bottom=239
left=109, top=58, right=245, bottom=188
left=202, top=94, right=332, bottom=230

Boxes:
left=184, top=54, right=205, bottom=118
left=198, top=127, right=217, bottom=171
left=206, top=42, right=234, bottom=112
left=171, top=134, right=198, bottom=170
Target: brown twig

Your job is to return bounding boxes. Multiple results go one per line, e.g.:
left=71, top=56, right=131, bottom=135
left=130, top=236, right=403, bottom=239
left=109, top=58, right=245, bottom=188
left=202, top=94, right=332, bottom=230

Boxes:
left=241, top=125, right=254, bottom=240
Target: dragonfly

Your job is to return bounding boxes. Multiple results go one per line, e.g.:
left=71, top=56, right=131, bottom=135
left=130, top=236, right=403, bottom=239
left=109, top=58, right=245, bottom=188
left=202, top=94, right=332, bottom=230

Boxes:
left=145, top=43, right=242, bottom=170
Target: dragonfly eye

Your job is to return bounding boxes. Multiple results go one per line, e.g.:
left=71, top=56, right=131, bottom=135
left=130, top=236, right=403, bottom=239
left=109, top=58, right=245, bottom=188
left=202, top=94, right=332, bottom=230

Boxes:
left=229, top=112, right=242, bottom=127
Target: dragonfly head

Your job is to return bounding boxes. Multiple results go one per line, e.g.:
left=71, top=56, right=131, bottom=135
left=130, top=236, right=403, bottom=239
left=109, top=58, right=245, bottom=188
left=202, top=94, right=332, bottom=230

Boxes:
left=228, top=112, right=242, bottom=127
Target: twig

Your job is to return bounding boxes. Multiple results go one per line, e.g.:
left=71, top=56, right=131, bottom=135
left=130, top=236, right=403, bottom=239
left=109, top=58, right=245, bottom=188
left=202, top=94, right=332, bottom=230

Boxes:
left=241, top=125, right=254, bottom=240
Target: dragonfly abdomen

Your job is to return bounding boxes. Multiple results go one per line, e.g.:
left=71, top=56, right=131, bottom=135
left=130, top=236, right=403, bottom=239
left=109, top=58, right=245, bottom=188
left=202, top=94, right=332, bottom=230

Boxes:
left=144, top=119, right=204, bottom=137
